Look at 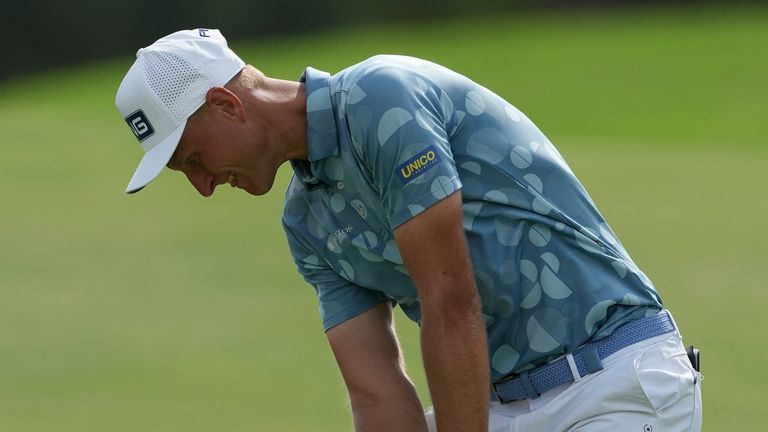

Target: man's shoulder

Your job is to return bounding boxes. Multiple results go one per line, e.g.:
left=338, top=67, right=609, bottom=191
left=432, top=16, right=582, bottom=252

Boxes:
left=334, top=55, right=454, bottom=93
left=336, top=54, right=428, bottom=77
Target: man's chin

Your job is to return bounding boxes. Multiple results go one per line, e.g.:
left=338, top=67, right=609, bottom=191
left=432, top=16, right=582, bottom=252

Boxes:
left=242, top=182, right=272, bottom=196
left=246, top=189, right=267, bottom=196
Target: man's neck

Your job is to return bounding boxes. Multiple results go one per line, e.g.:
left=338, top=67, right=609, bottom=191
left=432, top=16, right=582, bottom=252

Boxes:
left=257, top=77, right=309, bottom=162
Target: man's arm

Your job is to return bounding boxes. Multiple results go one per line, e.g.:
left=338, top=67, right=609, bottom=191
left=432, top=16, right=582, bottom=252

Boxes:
left=327, top=302, right=428, bottom=432
left=394, top=190, right=489, bottom=432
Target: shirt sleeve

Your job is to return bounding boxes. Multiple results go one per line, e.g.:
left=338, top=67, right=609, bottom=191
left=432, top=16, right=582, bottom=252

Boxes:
left=344, top=66, right=462, bottom=229
left=283, top=222, right=388, bottom=331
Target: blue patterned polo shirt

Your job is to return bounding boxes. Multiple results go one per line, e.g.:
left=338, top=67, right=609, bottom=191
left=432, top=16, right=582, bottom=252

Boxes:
left=282, top=55, right=662, bottom=383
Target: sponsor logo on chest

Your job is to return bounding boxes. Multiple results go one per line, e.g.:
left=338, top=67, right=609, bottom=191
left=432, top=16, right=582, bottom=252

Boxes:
left=327, top=224, right=354, bottom=252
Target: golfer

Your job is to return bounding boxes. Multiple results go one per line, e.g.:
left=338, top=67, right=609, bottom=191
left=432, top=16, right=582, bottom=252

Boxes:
left=115, top=29, right=702, bottom=432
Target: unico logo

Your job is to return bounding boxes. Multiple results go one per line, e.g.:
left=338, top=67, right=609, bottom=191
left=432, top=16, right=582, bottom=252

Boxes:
left=124, top=110, right=155, bottom=142
left=396, top=146, right=441, bottom=184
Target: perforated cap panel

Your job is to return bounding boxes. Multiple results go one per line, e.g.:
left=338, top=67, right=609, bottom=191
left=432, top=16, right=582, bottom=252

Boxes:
left=141, top=50, right=213, bottom=122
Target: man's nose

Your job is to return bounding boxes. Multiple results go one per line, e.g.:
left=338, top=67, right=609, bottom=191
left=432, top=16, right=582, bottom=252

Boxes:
left=185, top=168, right=214, bottom=197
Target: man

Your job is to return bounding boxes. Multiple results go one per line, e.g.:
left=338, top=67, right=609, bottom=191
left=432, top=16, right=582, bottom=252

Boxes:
left=115, top=29, right=702, bottom=431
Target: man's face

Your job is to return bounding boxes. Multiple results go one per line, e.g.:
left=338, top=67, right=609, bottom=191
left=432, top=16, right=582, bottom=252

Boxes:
left=166, top=109, right=278, bottom=197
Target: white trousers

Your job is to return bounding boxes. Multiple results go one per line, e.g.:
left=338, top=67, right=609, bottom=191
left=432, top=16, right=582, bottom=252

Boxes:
left=426, top=330, right=703, bottom=432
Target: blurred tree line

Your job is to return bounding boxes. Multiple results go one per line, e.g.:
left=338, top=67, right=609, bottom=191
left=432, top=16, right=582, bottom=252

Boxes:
left=0, top=0, right=732, bottom=82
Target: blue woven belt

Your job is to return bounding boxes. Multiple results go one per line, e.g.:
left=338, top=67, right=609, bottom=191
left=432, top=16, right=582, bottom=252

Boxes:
left=492, top=310, right=675, bottom=404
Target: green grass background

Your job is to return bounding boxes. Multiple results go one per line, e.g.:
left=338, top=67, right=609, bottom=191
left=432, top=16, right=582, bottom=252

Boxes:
left=1, top=4, right=766, bottom=431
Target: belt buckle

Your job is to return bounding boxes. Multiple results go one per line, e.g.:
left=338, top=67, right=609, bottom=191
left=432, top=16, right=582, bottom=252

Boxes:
left=492, top=373, right=520, bottom=404
left=492, top=369, right=540, bottom=404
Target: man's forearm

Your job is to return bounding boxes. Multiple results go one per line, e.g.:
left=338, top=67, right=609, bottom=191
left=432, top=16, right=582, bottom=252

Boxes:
left=392, top=191, right=490, bottom=431
left=349, top=376, right=428, bottom=432
left=421, top=291, right=489, bottom=432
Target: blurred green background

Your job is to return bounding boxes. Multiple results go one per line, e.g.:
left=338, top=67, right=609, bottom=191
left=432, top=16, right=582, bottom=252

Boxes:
left=1, top=4, right=766, bottom=431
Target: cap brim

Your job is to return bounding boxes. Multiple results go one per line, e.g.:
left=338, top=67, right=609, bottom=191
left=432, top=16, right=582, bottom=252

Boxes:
left=125, top=119, right=187, bottom=194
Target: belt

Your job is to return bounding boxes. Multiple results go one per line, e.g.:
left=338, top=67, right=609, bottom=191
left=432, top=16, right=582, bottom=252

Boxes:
left=492, top=310, right=675, bottom=404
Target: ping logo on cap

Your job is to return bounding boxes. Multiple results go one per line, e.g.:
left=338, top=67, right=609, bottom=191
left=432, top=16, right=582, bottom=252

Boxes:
left=397, top=145, right=440, bottom=184
left=125, top=110, right=155, bottom=142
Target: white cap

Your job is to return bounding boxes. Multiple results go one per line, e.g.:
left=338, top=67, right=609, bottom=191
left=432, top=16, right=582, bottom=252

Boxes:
left=115, top=28, right=245, bottom=193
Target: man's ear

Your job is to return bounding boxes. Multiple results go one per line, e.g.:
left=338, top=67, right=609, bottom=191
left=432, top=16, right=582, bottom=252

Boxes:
left=204, top=86, right=246, bottom=122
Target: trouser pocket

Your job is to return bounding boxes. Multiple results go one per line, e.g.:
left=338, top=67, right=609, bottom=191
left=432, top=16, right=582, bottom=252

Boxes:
left=633, top=336, right=700, bottom=431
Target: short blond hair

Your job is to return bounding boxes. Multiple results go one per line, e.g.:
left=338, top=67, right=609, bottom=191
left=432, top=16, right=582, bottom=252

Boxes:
left=226, top=65, right=263, bottom=90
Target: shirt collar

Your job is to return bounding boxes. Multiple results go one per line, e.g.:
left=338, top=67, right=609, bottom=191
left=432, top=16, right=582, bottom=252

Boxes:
left=291, top=67, right=339, bottom=186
